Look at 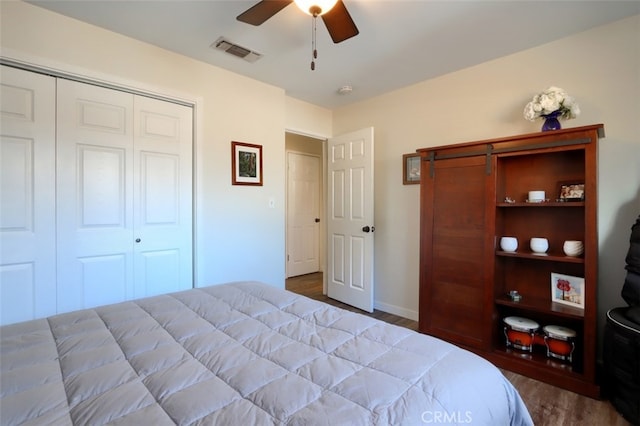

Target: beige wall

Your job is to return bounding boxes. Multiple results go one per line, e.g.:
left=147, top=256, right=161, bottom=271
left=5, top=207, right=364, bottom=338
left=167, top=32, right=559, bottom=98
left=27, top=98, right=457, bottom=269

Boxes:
left=332, top=15, right=640, bottom=340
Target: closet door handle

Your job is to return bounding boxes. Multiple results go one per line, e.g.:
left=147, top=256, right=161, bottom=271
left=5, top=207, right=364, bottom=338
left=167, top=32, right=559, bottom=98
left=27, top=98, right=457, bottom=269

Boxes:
left=135, top=238, right=141, bottom=243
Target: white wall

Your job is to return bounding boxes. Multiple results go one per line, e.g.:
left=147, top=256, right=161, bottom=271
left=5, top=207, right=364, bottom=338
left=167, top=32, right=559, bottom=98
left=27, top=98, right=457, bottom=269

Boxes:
left=332, top=15, right=640, bottom=341
left=0, top=1, right=330, bottom=289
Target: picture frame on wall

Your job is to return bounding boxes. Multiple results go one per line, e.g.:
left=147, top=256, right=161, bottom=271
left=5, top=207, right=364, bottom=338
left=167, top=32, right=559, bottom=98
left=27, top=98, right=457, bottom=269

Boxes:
left=403, top=153, right=421, bottom=185
left=232, top=141, right=263, bottom=186
left=551, top=272, right=585, bottom=309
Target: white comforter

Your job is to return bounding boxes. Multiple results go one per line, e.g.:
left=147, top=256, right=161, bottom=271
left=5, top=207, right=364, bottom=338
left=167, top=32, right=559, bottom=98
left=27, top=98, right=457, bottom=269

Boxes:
left=0, top=281, right=533, bottom=425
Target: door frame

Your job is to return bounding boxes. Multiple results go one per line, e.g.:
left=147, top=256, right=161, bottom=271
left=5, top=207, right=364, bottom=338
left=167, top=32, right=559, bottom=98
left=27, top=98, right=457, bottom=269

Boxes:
left=285, top=130, right=329, bottom=293
left=0, top=57, right=201, bottom=287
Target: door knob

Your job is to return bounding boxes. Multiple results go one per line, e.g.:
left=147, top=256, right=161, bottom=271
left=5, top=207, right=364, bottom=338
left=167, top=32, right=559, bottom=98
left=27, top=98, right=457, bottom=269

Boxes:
left=135, top=238, right=141, bottom=243
left=362, top=226, right=370, bottom=233
left=315, top=218, right=320, bottom=223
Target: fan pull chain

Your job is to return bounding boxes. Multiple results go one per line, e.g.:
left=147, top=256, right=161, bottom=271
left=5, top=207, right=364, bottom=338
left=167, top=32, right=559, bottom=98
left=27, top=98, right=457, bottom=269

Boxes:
left=311, top=16, right=318, bottom=70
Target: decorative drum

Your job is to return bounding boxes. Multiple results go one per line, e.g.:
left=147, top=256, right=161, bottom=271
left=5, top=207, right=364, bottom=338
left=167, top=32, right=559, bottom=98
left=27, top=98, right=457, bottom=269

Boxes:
left=543, top=325, right=576, bottom=362
left=504, top=316, right=539, bottom=352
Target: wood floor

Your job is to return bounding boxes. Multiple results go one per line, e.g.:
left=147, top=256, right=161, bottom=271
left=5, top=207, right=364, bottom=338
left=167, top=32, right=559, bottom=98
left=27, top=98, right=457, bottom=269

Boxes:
left=286, top=272, right=630, bottom=426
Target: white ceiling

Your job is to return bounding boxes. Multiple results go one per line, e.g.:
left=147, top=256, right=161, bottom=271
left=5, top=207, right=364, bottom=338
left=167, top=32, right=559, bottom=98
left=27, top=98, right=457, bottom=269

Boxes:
left=27, top=0, right=640, bottom=109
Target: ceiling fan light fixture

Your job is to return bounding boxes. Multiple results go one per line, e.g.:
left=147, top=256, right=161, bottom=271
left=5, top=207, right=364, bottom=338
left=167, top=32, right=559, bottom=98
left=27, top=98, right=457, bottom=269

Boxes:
left=294, top=0, right=338, bottom=16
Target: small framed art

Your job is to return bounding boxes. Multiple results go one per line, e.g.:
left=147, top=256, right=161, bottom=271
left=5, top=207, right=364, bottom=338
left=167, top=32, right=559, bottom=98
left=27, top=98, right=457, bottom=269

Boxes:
left=557, top=181, right=584, bottom=202
left=551, top=272, right=585, bottom=309
left=403, top=153, right=421, bottom=185
left=232, top=141, right=263, bottom=186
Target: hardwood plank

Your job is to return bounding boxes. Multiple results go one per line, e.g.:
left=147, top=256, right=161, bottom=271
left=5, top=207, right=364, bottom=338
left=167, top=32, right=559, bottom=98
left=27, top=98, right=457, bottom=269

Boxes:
left=286, top=272, right=630, bottom=426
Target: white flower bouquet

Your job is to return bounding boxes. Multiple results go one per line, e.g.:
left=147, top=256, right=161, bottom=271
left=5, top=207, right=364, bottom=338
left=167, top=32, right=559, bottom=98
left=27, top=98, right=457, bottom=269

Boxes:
left=523, top=86, right=580, bottom=121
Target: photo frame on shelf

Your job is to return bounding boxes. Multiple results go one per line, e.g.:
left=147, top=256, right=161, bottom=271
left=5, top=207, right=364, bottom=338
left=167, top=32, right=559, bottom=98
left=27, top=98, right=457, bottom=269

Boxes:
left=551, top=272, right=585, bottom=309
left=557, top=181, right=584, bottom=202
left=403, top=153, right=421, bottom=185
left=231, top=141, right=263, bottom=186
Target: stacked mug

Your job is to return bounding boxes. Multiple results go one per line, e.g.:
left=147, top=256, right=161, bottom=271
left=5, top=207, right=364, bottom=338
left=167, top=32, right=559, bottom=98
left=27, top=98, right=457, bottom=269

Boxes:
left=563, top=240, right=584, bottom=257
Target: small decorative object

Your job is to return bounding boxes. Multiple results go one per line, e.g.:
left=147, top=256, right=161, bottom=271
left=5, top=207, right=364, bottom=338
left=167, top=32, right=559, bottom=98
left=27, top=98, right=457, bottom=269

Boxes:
left=543, top=324, right=576, bottom=362
left=232, top=141, right=263, bottom=186
left=508, top=290, right=522, bottom=302
left=551, top=272, right=585, bottom=309
left=523, top=86, right=580, bottom=132
left=563, top=240, right=584, bottom=257
left=557, top=181, right=584, bottom=202
left=403, top=153, right=420, bottom=185
left=503, top=316, right=539, bottom=352
left=540, top=110, right=562, bottom=131
left=527, top=190, right=546, bottom=203
left=504, top=196, right=515, bottom=204
left=530, top=237, right=549, bottom=254
left=500, top=236, right=518, bottom=252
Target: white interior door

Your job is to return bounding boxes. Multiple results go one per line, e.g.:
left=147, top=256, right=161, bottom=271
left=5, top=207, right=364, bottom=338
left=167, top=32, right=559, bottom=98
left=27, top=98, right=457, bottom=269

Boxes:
left=287, top=152, right=320, bottom=277
left=0, top=66, right=56, bottom=325
left=56, top=80, right=193, bottom=312
left=133, top=95, right=193, bottom=298
left=327, top=127, right=374, bottom=312
left=56, top=79, right=136, bottom=311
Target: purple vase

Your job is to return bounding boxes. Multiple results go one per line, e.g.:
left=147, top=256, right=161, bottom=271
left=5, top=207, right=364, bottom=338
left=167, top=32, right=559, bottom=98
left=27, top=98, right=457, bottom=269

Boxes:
left=541, top=110, right=562, bottom=131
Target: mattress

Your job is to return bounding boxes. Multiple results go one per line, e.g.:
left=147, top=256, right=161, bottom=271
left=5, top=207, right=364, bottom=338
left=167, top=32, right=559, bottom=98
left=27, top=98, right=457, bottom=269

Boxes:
left=1, top=281, right=533, bottom=425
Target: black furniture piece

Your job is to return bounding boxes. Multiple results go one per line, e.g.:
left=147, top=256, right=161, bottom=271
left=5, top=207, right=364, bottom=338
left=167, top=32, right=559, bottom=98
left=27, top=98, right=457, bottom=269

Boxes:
left=604, top=215, right=640, bottom=425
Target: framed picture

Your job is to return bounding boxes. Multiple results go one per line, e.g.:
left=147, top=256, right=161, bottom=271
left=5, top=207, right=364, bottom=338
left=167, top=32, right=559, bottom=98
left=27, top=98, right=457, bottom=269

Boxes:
left=403, top=153, right=421, bottom=185
left=558, top=181, right=584, bottom=202
left=551, top=272, right=585, bottom=309
left=231, top=141, right=263, bottom=186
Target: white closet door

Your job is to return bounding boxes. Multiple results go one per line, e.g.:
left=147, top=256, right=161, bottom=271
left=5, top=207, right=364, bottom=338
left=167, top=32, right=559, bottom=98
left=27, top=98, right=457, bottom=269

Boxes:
left=56, top=79, right=194, bottom=312
left=132, top=95, right=192, bottom=298
left=0, top=66, right=56, bottom=325
left=56, top=79, right=135, bottom=311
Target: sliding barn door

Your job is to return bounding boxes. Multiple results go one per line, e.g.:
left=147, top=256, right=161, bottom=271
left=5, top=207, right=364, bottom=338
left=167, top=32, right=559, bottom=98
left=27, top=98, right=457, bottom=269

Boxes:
left=0, top=66, right=56, bottom=324
left=56, top=80, right=192, bottom=311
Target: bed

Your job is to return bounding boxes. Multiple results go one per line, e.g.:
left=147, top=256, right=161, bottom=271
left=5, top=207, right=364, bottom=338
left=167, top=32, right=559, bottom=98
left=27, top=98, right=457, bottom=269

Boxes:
left=1, top=281, right=533, bottom=425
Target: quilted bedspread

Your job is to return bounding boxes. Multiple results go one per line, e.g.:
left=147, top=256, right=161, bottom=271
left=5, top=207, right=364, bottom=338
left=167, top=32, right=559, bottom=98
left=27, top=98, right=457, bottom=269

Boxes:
left=0, top=281, right=533, bottom=425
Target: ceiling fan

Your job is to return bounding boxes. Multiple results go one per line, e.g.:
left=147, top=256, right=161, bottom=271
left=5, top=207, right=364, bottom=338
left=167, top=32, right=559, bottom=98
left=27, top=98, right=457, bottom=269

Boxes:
left=237, top=0, right=359, bottom=44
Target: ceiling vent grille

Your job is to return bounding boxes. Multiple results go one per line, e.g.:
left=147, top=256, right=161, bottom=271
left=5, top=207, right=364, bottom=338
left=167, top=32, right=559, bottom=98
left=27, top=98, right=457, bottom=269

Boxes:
left=212, top=37, right=262, bottom=63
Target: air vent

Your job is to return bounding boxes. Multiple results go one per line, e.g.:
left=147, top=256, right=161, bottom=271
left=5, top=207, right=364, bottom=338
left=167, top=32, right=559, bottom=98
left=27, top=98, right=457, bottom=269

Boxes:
left=212, top=37, right=262, bottom=63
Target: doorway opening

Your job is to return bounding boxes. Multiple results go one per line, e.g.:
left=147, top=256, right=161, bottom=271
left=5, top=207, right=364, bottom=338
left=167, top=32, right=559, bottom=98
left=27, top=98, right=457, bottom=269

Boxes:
left=285, top=132, right=326, bottom=279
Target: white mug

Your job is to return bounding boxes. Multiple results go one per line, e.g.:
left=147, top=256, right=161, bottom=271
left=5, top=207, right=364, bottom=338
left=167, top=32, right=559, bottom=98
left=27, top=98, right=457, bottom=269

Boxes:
left=500, top=237, right=518, bottom=252
left=530, top=237, right=549, bottom=253
left=563, top=240, right=584, bottom=257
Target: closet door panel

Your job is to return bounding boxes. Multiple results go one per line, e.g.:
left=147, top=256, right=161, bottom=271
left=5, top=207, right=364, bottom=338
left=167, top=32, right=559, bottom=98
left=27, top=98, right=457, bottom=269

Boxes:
left=0, top=66, right=56, bottom=325
left=56, top=79, right=135, bottom=312
left=133, top=96, right=192, bottom=298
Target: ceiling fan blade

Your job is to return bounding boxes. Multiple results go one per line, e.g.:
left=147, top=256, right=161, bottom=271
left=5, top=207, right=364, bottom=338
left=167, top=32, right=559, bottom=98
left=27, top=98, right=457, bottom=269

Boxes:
left=237, top=0, right=293, bottom=26
left=321, top=0, right=359, bottom=43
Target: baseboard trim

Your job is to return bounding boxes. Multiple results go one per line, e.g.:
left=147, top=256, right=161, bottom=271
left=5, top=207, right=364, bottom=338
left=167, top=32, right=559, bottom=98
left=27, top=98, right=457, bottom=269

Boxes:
left=374, top=300, right=418, bottom=321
